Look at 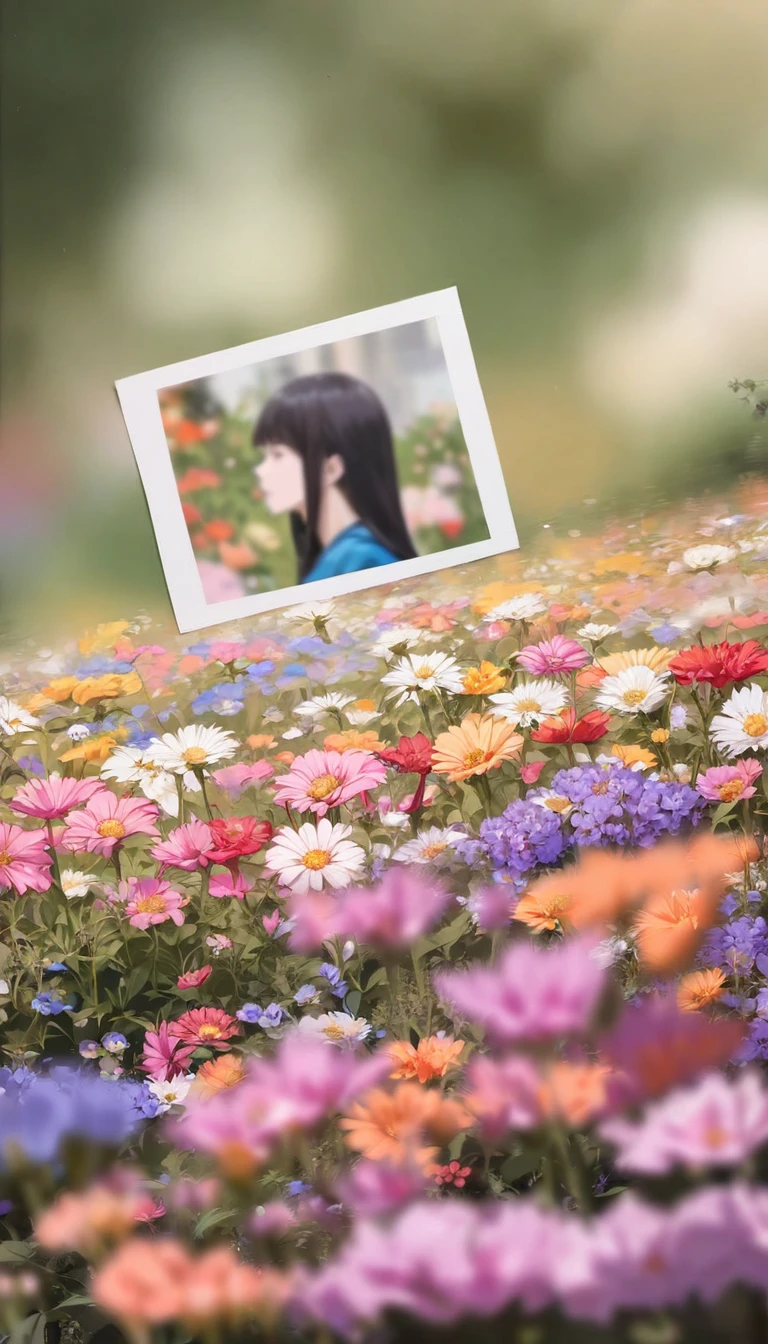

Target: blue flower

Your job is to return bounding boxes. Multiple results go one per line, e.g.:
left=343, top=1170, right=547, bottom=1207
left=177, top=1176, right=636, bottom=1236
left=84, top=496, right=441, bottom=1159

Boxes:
left=78, top=1040, right=101, bottom=1059
left=319, top=963, right=348, bottom=999
left=236, top=1003, right=263, bottom=1024
left=258, top=1003, right=285, bottom=1029
left=16, top=756, right=45, bottom=776
left=101, top=1032, right=129, bottom=1055
left=31, top=993, right=72, bottom=1017
left=287, top=1180, right=311, bottom=1197
left=43, top=962, right=69, bottom=975
left=0, top=1065, right=148, bottom=1169
left=294, top=984, right=320, bottom=1006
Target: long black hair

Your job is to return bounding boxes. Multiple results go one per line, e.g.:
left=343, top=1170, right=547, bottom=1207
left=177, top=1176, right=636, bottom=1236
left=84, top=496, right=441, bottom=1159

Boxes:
left=252, top=371, right=417, bottom=582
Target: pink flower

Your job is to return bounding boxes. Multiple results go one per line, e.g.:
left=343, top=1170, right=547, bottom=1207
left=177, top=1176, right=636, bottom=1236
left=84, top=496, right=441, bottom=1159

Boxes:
left=10, top=773, right=104, bottom=820
left=520, top=761, right=546, bottom=785
left=262, top=910, right=280, bottom=936
left=151, top=820, right=213, bottom=872
left=211, top=761, right=274, bottom=799
left=209, top=869, right=252, bottom=900
left=517, top=636, right=590, bottom=677
left=122, top=877, right=188, bottom=930
left=273, top=749, right=386, bottom=817
left=464, top=1054, right=543, bottom=1142
left=337, top=1159, right=426, bottom=1218
left=177, top=965, right=213, bottom=990
left=600, top=1070, right=768, bottom=1175
left=208, top=640, right=245, bottom=665
left=435, top=935, right=605, bottom=1047
left=171, top=1006, right=241, bottom=1049
left=288, top=869, right=451, bottom=955
left=0, top=821, right=53, bottom=895
left=141, top=1021, right=196, bottom=1080
left=696, top=759, right=762, bottom=803
left=206, top=933, right=233, bottom=952
left=61, top=792, right=160, bottom=857
left=284, top=889, right=337, bottom=955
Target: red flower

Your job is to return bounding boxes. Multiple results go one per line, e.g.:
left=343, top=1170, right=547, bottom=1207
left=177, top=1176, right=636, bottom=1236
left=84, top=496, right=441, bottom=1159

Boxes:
left=668, top=640, right=768, bottom=688
left=433, top=1160, right=472, bottom=1188
left=171, top=1007, right=241, bottom=1050
left=530, top=708, right=611, bottom=744
left=206, top=817, right=274, bottom=869
left=177, top=965, right=213, bottom=991
left=376, top=734, right=433, bottom=814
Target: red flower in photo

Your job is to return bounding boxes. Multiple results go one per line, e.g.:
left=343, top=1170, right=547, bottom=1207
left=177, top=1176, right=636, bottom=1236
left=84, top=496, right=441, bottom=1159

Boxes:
left=530, top=708, right=611, bottom=745
left=376, top=733, right=434, bottom=813
left=668, top=639, right=768, bottom=688
left=206, top=816, right=274, bottom=872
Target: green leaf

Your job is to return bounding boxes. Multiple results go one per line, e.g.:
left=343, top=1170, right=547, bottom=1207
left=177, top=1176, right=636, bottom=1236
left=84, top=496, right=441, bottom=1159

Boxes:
left=345, top=989, right=362, bottom=1016
left=501, top=1151, right=541, bottom=1184
left=711, top=800, right=738, bottom=828
left=194, top=1206, right=236, bottom=1237
left=10, top=1313, right=47, bottom=1344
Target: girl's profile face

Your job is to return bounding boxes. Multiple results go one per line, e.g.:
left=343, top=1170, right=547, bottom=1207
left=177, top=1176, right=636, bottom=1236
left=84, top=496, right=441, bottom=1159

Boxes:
left=254, top=442, right=306, bottom=516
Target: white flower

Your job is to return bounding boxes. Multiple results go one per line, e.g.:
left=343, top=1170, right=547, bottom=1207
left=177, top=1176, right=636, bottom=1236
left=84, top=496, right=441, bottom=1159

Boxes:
left=682, top=544, right=738, bottom=571
left=147, top=724, right=238, bottom=775
left=101, top=745, right=199, bottom=815
left=346, top=700, right=382, bottom=726
left=369, top=626, right=424, bottom=659
left=265, top=818, right=366, bottom=893
left=486, top=594, right=547, bottom=622
left=711, top=684, right=768, bottom=757
left=294, top=693, right=355, bottom=719
left=0, top=980, right=9, bottom=996
left=66, top=723, right=91, bottom=742
left=488, top=679, right=567, bottom=727
left=380, top=652, right=463, bottom=706
left=148, top=1074, right=194, bottom=1111
left=531, top=790, right=574, bottom=819
left=342, top=940, right=356, bottom=962
left=577, top=623, right=619, bottom=641
left=392, top=826, right=465, bottom=864
left=594, top=666, right=670, bottom=716
left=297, top=1012, right=371, bottom=1049
left=669, top=705, right=688, bottom=730
left=285, top=600, right=335, bottom=631
left=281, top=726, right=306, bottom=740
left=0, top=698, right=40, bottom=735
left=60, top=869, right=93, bottom=899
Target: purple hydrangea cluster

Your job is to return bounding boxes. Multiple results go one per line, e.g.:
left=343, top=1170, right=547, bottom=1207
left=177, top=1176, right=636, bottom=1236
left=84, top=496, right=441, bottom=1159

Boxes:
left=0, top=1062, right=151, bottom=1168
left=699, top=915, right=768, bottom=978
left=547, top=763, right=705, bottom=850
left=462, top=799, right=568, bottom=878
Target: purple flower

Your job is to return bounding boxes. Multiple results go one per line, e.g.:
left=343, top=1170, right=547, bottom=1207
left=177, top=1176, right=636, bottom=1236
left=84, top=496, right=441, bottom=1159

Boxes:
left=31, top=992, right=72, bottom=1017
left=434, top=934, right=606, bottom=1047
left=467, top=799, right=568, bottom=878
left=540, top=763, right=705, bottom=851
left=236, top=1003, right=263, bottom=1024
left=700, top=915, right=768, bottom=976
left=319, top=963, right=348, bottom=999
left=0, top=1064, right=147, bottom=1168
left=294, top=984, right=320, bottom=1007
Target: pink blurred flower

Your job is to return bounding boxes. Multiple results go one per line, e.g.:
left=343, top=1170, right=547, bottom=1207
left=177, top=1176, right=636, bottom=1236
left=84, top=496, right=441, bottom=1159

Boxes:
left=206, top=933, right=233, bottom=952
left=10, top=773, right=104, bottom=820
left=288, top=869, right=451, bottom=955
left=337, top=1159, right=426, bottom=1217
left=520, top=761, right=546, bottom=785
left=273, top=749, right=386, bottom=817
left=122, top=876, right=188, bottom=930
left=61, top=792, right=160, bottom=857
left=141, top=1021, right=196, bottom=1081
left=151, top=819, right=213, bottom=871
left=600, top=1070, right=768, bottom=1175
left=209, top=869, right=252, bottom=899
left=286, top=889, right=338, bottom=955
left=0, top=821, right=53, bottom=895
left=696, top=759, right=762, bottom=802
left=463, top=1054, right=543, bottom=1143
left=197, top=559, right=247, bottom=604
left=177, top=965, right=213, bottom=991
left=517, top=636, right=590, bottom=677
left=211, top=760, right=274, bottom=799
left=469, top=884, right=513, bottom=932
left=208, top=640, right=245, bottom=664
left=435, top=935, right=605, bottom=1047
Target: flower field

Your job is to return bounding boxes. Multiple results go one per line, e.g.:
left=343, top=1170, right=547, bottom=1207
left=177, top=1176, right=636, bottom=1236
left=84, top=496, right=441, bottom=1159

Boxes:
left=5, top=477, right=768, bottom=1341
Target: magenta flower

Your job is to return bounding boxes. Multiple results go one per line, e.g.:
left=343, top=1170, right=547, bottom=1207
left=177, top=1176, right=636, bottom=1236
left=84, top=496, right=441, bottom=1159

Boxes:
left=287, top=869, right=451, bottom=955
left=209, top=869, right=252, bottom=899
left=435, top=935, right=605, bottom=1047
left=140, top=1020, right=196, bottom=1080
left=517, top=636, right=590, bottom=677
left=10, top=773, right=104, bottom=820
left=696, top=759, right=762, bottom=803
left=600, top=1070, right=768, bottom=1175
left=463, top=1054, right=543, bottom=1142
left=150, top=819, right=213, bottom=871
left=60, top=792, right=160, bottom=857
left=121, top=876, right=189, bottom=930
left=273, top=749, right=386, bottom=817
left=211, top=760, right=274, bottom=799
left=0, top=821, right=53, bottom=895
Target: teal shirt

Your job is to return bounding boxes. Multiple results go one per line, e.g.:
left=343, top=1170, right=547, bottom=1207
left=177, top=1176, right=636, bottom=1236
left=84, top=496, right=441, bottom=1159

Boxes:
left=303, top=522, right=400, bottom=584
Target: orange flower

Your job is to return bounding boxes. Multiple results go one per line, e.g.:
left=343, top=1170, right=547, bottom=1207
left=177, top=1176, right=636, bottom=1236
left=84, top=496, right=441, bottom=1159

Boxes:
left=192, top=1053, right=247, bottom=1099
left=340, top=1083, right=470, bottom=1166
left=677, top=967, right=727, bottom=1013
left=204, top=519, right=235, bottom=542
left=274, top=751, right=295, bottom=766
left=576, top=664, right=608, bottom=689
left=77, top=621, right=132, bottom=657
left=37, top=676, right=82, bottom=704
left=247, top=734, right=277, bottom=750
left=219, top=541, right=258, bottom=570
left=597, top=647, right=672, bottom=676
left=35, top=1179, right=159, bottom=1254
left=514, top=872, right=575, bottom=932
left=611, top=744, right=657, bottom=771
left=323, top=729, right=384, bottom=754
left=176, top=467, right=221, bottom=494
left=431, top=713, right=523, bottom=783
left=537, top=1061, right=611, bottom=1128
left=633, top=886, right=721, bottom=973
left=72, top=672, right=142, bottom=705
left=352, top=698, right=377, bottom=713
left=460, top=661, right=507, bottom=695
left=59, top=731, right=125, bottom=764
left=389, top=1036, right=464, bottom=1084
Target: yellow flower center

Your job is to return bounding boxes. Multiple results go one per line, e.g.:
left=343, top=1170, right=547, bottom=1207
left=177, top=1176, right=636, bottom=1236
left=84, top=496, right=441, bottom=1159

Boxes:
left=197, top=1023, right=223, bottom=1040
left=422, top=841, right=448, bottom=859
left=621, top=688, right=647, bottom=706
left=592, top=782, right=609, bottom=795
left=308, top=773, right=341, bottom=801
left=354, top=699, right=376, bottom=712
left=415, top=664, right=435, bottom=680
left=515, top=698, right=541, bottom=713
left=302, top=848, right=331, bottom=870
left=323, top=1023, right=346, bottom=1041
left=0, top=850, right=10, bottom=866
left=135, top=894, right=166, bottom=914
left=463, top=748, right=487, bottom=768
left=718, top=780, right=745, bottom=802
left=183, top=746, right=208, bottom=765
left=543, top=797, right=571, bottom=814
left=97, top=819, right=126, bottom=839
left=743, top=713, right=768, bottom=738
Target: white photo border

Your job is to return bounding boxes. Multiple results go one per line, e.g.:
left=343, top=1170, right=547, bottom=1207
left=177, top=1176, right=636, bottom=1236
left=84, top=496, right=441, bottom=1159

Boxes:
left=115, top=287, right=519, bottom=635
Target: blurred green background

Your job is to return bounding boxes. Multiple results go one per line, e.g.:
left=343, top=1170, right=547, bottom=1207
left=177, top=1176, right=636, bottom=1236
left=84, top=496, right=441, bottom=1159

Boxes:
left=2, top=0, right=768, bottom=646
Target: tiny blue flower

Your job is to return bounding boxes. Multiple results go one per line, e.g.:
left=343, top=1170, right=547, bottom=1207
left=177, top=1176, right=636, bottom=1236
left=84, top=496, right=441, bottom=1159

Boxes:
left=236, top=1003, right=263, bottom=1024
left=102, top=1032, right=129, bottom=1054
left=294, top=984, right=320, bottom=1006
left=44, top=962, right=69, bottom=975
left=32, top=992, right=72, bottom=1017
left=258, top=1003, right=285, bottom=1029
left=78, top=1040, right=102, bottom=1059
left=287, top=1180, right=311, bottom=1197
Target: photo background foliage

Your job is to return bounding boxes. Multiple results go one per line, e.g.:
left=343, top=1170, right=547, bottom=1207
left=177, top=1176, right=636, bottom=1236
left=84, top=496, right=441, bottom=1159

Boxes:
left=159, top=320, right=489, bottom=604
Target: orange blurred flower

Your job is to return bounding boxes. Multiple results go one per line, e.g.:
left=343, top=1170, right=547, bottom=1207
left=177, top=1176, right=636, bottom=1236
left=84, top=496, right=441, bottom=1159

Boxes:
left=247, top=734, right=277, bottom=750
left=537, top=1061, right=611, bottom=1128
left=431, top=713, right=523, bottom=783
left=176, top=467, right=221, bottom=494
left=323, top=729, right=384, bottom=754
left=35, top=1178, right=159, bottom=1254
left=389, top=1036, right=464, bottom=1084
left=633, top=885, right=722, bottom=974
left=340, top=1083, right=470, bottom=1166
left=274, top=751, right=295, bottom=766
left=36, top=676, right=81, bottom=704
left=192, top=1053, right=247, bottom=1099
left=460, top=661, right=507, bottom=695
left=77, top=621, right=132, bottom=657
left=204, top=519, right=235, bottom=543
left=677, top=967, right=727, bottom=1013
left=72, top=672, right=142, bottom=705
left=59, top=731, right=125, bottom=764
left=514, top=872, right=575, bottom=932
left=219, top=541, right=258, bottom=570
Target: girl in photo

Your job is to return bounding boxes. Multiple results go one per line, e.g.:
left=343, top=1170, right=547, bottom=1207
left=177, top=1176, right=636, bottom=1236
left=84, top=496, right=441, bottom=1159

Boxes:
left=252, top=372, right=418, bottom=585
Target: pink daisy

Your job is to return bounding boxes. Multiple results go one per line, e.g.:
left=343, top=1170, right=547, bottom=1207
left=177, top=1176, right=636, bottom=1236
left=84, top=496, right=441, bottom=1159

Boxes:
left=209, top=869, right=252, bottom=900
left=150, top=819, right=214, bottom=872
left=696, top=760, right=762, bottom=804
left=121, top=876, right=188, bottom=930
left=517, top=635, right=590, bottom=677
left=177, top=965, right=212, bottom=990
left=273, top=749, right=386, bottom=817
left=211, top=760, right=274, bottom=799
left=10, top=773, right=105, bottom=820
left=140, top=1020, right=196, bottom=1080
left=60, top=792, right=160, bottom=857
left=171, top=1006, right=241, bottom=1050
left=0, top=821, right=53, bottom=895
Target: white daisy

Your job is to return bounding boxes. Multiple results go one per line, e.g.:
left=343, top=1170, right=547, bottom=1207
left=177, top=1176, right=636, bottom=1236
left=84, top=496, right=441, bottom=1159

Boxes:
left=392, top=826, right=466, bottom=864
left=100, top=745, right=200, bottom=815
left=531, top=790, right=574, bottom=819
left=297, top=1012, right=371, bottom=1049
left=488, top=679, right=567, bottom=728
left=711, top=683, right=768, bottom=757
left=284, top=600, right=335, bottom=631
left=682, top=544, right=738, bottom=571
left=147, top=1074, right=194, bottom=1112
left=60, top=869, right=93, bottom=899
left=294, top=693, right=355, bottom=719
left=369, top=626, right=424, bottom=659
left=346, top=700, right=382, bottom=726
left=486, top=594, right=547, bottom=622
left=380, top=652, right=464, bottom=706
left=265, top=818, right=366, bottom=893
left=594, top=666, right=670, bottom=716
left=577, top=623, right=619, bottom=641
left=0, top=697, right=40, bottom=736
left=146, top=724, right=238, bottom=775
